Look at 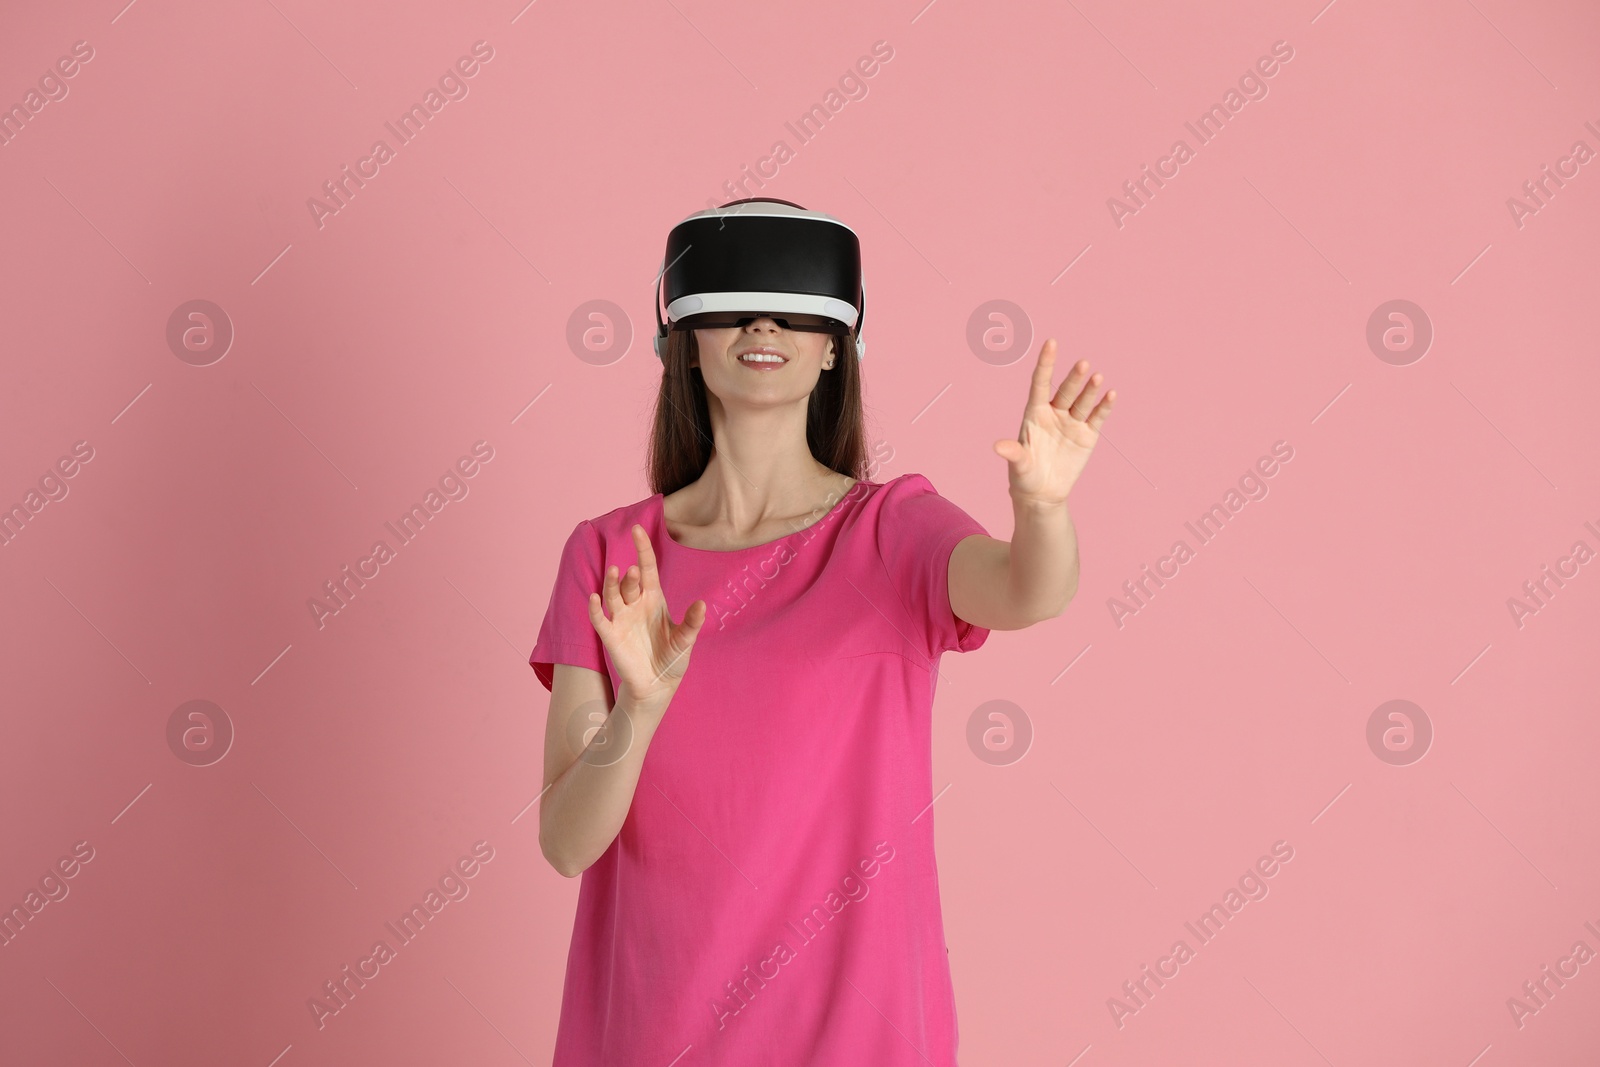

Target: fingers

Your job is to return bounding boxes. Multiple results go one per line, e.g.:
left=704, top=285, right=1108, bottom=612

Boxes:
left=1084, top=388, right=1117, bottom=432
left=1045, top=352, right=1114, bottom=424
left=600, top=529, right=657, bottom=620
left=1066, top=375, right=1113, bottom=422
left=631, top=524, right=662, bottom=593
left=586, top=591, right=613, bottom=641
left=1027, top=338, right=1059, bottom=410
left=1047, top=357, right=1089, bottom=407
left=656, top=601, right=708, bottom=682
left=602, top=564, right=624, bottom=617
left=666, top=599, right=707, bottom=649
left=1061, top=371, right=1104, bottom=419
left=993, top=438, right=1026, bottom=464
left=678, top=599, right=708, bottom=641
left=620, top=564, right=642, bottom=604
left=1034, top=339, right=1112, bottom=424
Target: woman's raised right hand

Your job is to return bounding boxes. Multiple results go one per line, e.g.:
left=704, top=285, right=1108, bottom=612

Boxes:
left=586, top=523, right=707, bottom=713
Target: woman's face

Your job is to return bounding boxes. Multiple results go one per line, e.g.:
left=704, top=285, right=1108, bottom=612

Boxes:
left=690, top=316, right=837, bottom=409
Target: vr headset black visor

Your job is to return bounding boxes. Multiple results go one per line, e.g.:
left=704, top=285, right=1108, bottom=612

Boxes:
left=653, top=199, right=867, bottom=360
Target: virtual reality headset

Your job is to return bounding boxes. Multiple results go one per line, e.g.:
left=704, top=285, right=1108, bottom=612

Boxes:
left=653, top=198, right=866, bottom=361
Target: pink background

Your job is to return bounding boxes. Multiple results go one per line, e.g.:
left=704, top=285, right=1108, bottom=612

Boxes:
left=2, top=0, right=1598, bottom=1064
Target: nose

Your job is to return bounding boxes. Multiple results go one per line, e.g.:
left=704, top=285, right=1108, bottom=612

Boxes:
left=742, top=316, right=782, bottom=333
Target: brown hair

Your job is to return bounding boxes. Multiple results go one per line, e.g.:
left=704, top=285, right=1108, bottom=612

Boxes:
left=645, top=326, right=867, bottom=496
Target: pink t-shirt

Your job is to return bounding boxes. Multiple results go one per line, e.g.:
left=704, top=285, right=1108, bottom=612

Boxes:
left=529, top=472, right=990, bottom=1066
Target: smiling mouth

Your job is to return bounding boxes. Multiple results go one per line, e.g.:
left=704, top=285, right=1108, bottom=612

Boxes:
left=737, top=351, right=788, bottom=364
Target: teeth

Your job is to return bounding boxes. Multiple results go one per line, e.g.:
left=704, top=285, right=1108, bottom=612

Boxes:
left=739, top=353, right=785, bottom=362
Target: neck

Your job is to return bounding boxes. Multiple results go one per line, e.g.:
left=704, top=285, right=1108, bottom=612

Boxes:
left=680, top=402, right=850, bottom=530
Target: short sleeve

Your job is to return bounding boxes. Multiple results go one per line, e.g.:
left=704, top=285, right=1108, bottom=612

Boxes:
left=873, top=474, right=991, bottom=657
left=528, top=520, right=610, bottom=691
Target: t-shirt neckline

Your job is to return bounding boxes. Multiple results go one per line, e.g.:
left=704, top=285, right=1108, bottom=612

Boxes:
left=652, top=479, right=871, bottom=555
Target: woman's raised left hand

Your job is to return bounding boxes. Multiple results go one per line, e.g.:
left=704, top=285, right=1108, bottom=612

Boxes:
left=992, top=338, right=1116, bottom=507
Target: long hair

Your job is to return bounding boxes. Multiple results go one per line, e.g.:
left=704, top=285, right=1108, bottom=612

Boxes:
left=645, top=197, right=868, bottom=496
left=645, top=326, right=867, bottom=496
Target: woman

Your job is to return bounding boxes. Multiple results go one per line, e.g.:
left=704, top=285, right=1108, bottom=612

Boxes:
left=529, top=198, right=1114, bottom=1065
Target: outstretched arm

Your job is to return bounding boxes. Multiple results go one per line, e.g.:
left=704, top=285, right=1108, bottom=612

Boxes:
left=948, top=338, right=1115, bottom=632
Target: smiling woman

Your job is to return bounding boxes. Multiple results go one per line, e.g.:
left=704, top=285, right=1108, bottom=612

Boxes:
left=527, top=196, right=1114, bottom=1066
